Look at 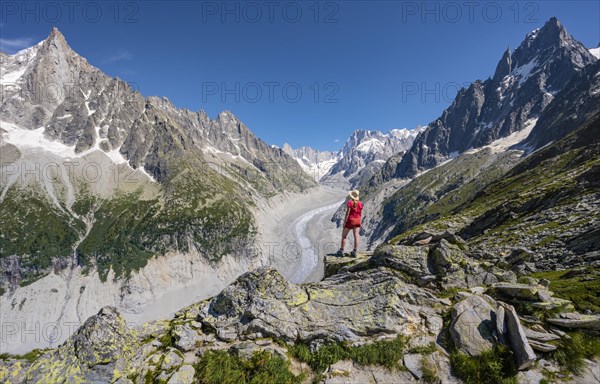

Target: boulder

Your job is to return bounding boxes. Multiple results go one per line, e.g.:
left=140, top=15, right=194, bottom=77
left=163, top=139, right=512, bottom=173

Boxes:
left=528, top=340, right=557, bottom=352
left=24, top=306, right=139, bottom=383
left=403, top=354, right=423, bottom=379
left=369, top=245, right=431, bottom=279
left=450, top=295, right=497, bottom=356
left=429, top=239, right=465, bottom=275
left=498, top=302, right=536, bottom=370
left=198, top=268, right=444, bottom=345
left=530, top=298, right=574, bottom=312
left=324, top=255, right=364, bottom=278
left=167, top=365, right=195, bottom=384
left=161, top=348, right=184, bottom=371
left=173, top=322, right=203, bottom=352
left=491, top=283, right=541, bottom=300
left=546, top=312, right=600, bottom=331
left=517, top=276, right=539, bottom=285
left=495, top=305, right=507, bottom=344
left=524, top=327, right=560, bottom=343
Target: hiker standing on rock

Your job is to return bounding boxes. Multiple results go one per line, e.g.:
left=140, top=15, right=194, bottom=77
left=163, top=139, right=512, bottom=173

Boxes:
left=337, top=190, right=363, bottom=257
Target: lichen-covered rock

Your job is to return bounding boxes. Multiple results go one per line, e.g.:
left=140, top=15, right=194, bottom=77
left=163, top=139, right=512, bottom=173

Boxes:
left=430, top=239, right=465, bottom=275
left=546, top=312, right=600, bottom=331
left=0, top=360, right=30, bottom=383
left=450, top=295, right=497, bottom=356
left=167, top=364, right=195, bottom=384
left=161, top=348, right=184, bottom=371
left=173, top=322, right=203, bottom=352
left=24, top=306, right=138, bottom=383
left=198, top=267, right=444, bottom=345
left=498, top=302, right=536, bottom=370
left=491, top=283, right=542, bottom=300
left=368, top=244, right=431, bottom=279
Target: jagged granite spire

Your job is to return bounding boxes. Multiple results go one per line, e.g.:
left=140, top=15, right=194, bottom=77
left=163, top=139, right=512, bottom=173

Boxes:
left=493, top=47, right=511, bottom=83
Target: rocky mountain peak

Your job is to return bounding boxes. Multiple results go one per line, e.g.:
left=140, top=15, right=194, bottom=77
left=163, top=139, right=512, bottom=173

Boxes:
left=492, top=47, right=512, bottom=83
left=511, top=16, right=589, bottom=70
left=373, top=17, right=598, bottom=182
left=38, top=26, right=79, bottom=62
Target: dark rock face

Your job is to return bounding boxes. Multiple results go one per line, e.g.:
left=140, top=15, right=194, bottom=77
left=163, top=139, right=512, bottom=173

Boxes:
left=375, top=17, right=597, bottom=183
left=523, top=59, right=600, bottom=151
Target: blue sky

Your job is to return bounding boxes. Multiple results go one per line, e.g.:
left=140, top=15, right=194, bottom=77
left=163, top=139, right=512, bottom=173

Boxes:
left=1, top=1, right=599, bottom=151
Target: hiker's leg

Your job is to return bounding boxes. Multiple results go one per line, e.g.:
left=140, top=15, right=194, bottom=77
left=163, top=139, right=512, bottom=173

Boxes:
left=341, top=227, right=350, bottom=250
left=353, top=227, right=360, bottom=250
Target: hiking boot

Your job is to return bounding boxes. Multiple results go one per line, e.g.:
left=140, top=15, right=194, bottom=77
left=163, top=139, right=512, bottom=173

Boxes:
left=336, top=249, right=344, bottom=257
left=351, top=249, right=358, bottom=258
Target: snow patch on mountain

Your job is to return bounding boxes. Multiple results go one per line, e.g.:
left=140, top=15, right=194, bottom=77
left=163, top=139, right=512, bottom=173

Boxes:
left=322, top=126, right=425, bottom=185
left=0, top=41, right=42, bottom=87
left=282, top=143, right=339, bottom=182
left=590, top=47, right=600, bottom=59
left=0, top=121, right=157, bottom=182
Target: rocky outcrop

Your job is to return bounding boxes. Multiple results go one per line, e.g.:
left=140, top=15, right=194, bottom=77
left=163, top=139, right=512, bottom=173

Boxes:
left=24, top=306, right=138, bottom=383
left=366, top=232, right=516, bottom=290
left=2, top=238, right=599, bottom=383
left=448, top=294, right=537, bottom=371
left=498, top=302, right=536, bottom=370
left=195, top=267, right=444, bottom=345
left=450, top=295, right=497, bottom=356
left=546, top=313, right=600, bottom=331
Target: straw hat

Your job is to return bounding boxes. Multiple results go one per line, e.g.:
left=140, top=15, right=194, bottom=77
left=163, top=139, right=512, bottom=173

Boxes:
left=349, top=190, right=360, bottom=200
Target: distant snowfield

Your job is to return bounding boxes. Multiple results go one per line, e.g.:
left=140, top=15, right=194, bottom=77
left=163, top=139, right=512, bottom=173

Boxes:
left=1, top=120, right=156, bottom=182
left=590, top=47, right=600, bottom=59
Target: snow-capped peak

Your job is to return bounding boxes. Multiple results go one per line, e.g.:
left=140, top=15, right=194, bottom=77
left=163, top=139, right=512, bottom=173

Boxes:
left=0, top=40, right=43, bottom=86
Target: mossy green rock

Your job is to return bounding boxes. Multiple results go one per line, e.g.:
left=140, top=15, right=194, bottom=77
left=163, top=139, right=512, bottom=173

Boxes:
left=197, top=267, right=444, bottom=345
left=24, top=306, right=138, bottom=383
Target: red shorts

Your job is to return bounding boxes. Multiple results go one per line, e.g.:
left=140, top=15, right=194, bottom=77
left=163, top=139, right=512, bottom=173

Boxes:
left=345, top=217, right=361, bottom=229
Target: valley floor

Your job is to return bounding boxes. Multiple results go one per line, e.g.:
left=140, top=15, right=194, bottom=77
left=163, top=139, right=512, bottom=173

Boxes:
left=255, top=185, right=348, bottom=283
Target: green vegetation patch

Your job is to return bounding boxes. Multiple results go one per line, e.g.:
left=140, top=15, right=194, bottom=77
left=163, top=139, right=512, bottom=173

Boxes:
left=194, top=349, right=304, bottom=384
left=0, top=349, right=49, bottom=363
left=288, top=335, right=408, bottom=374
left=530, top=268, right=600, bottom=312
left=78, top=169, right=256, bottom=282
left=0, top=187, right=85, bottom=283
left=550, top=332, right=600, bottom=375
left=449, top=344, right=518, bottom=384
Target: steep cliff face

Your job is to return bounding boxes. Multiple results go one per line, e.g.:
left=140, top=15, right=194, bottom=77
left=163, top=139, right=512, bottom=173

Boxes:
left=523, top=59, right=600, bottom=150
left=373, top=17, right=597, bottom=183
